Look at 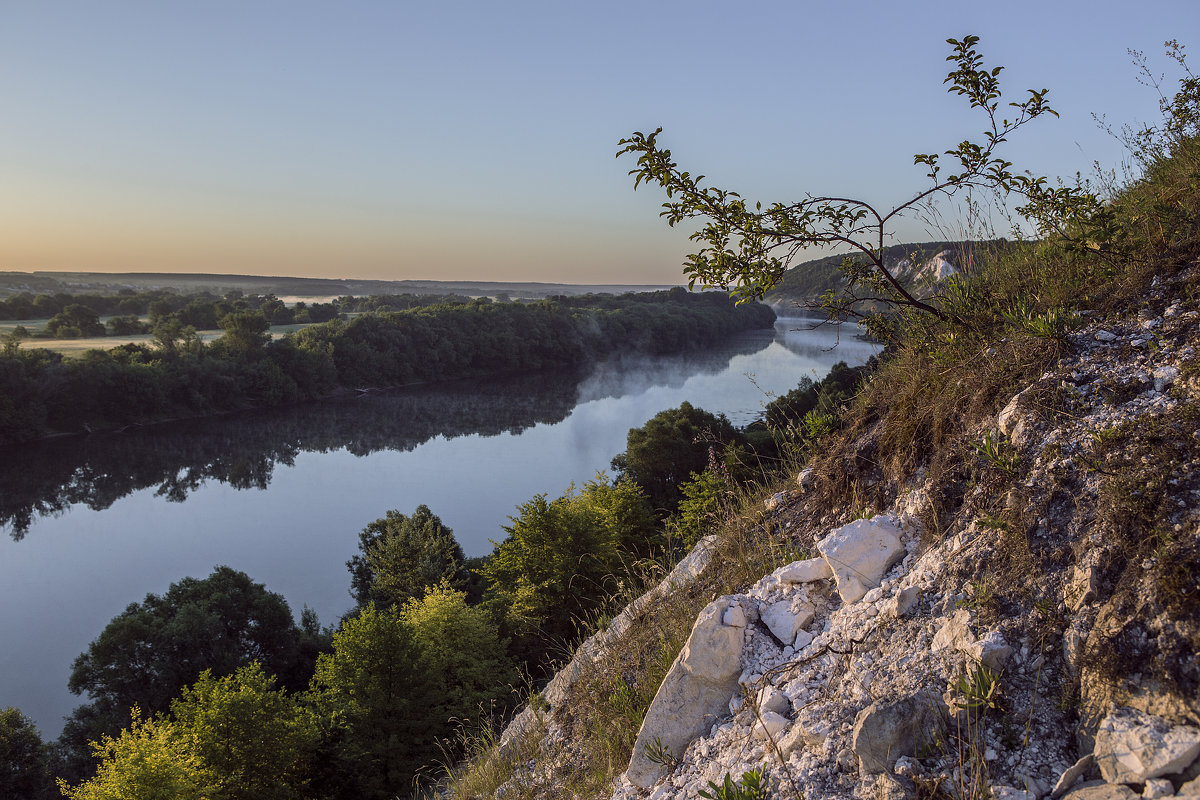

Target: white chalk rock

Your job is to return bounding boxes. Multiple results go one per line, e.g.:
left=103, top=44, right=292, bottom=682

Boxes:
left=1051, top=754, right=1095, bottom=799
left=817, top=515, right=906, bottom=604
left=886, top=586, right=922, bottom=619
left=1153, top=366, right=1180, bottom=392
left=753, top=711, right=789, bottom=741
left=626, top=597, right=745, bottom=788
left=852, top=692, right=947, bottom=774
left=723, top=603, right=747, bottom=628
left=758, top=686, right=790, bottom=716
left=966, top=631, right=1014, bottom=672
left=1094, top=706, right=1200, bottom=784
left=1142, top=778, right=1175, bottom=799
left=797, top=467, right=815, bottom=491
left=761, top=601, right=815, bottom=646
left=778, top=557, right=833, bottom=584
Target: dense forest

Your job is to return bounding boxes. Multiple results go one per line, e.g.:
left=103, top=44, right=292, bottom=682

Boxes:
left=0, top=359, right=869, bottom=800
left=0, top=288, right=775, bottom=444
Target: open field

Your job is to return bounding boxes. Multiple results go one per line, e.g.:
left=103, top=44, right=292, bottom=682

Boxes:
left=1, top=320, right=308, bottom=358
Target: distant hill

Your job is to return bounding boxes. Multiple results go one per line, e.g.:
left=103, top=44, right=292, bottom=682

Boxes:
left=764, top=239, right=995, bottom=310
left=0, top=271, right=678, bottom=301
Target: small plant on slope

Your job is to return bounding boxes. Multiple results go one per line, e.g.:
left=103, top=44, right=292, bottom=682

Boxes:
left=698, top=768, right=773, bottom=800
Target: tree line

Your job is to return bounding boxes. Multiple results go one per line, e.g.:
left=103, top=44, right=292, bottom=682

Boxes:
left=0, top=288, right=775, bottom=445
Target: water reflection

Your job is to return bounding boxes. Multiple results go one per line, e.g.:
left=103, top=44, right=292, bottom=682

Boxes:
left=1, top=334, right=772, bottom=540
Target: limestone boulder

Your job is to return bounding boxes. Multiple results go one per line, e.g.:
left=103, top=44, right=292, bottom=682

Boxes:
left=753, top=711, right=789, bottom=741
left=758, top=686, right=791, bottom=716
left=851, top=692, right=946, bottom=774
left=626, top=597, right=745, bottom=788
left=1094, top=706, right=1200, bottom=784
left=817, top=515, right=906, bottom=604
left=932, top=608, right=974, bottom=654
left=1050, top=754, right=1095, bottom=799
left=1060, top=783, right=1137, bottom=800
left=797, top=467, right=815, bottom=492
left=778, top=557, right=833, bottom=584
left=885, top=585, right=922, bottom=619
left=965, top=631, right=1014, bottom=672
left=761, top=601, right=815, bottom=646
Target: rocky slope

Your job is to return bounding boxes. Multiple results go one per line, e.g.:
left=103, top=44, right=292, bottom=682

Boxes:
left=485, top=262, right=1200, bottom=800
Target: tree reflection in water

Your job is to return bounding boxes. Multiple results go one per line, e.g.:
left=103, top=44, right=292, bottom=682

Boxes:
left=1, top=335, right=771, bottom=540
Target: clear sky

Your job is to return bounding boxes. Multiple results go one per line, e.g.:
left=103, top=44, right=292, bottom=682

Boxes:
left=0, top=1, right=1195, bottom=285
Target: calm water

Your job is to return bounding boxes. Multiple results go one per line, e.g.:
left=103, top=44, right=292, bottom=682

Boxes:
left=0, top=319, right=876, bottom=736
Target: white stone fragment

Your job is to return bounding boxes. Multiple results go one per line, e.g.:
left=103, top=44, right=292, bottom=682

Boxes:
left=723, top=604, right=747, bottom=628
left=992, top=786, right=1032, bottom=800
left=753, top=711, right=789, bottom=741
left=1095, top=330, right=1118, bottom=342
left=1142, top=778, right=1175, bottom=799
left=1153, top=365, right=1180, bottom=392
left=797, top=467, right=815, bottom=491
left=1062, top=784, right=1136, bottom=800
left=761, top=601, right=814, bottom=646
left=626, top=597, right=745, bottom=788
left=778, top=557, right=833, bottom=584
left=1051, top=754, right=1095, bottom=799
left=758, top=686, right=790, bottom=716
left=886, top=586, right=922, bottom=619
left=817, top=515, right=906, bottom=604
left=1094, top=706, right=1200, bottom=784
left=966, top=631, right=1014, bottom=672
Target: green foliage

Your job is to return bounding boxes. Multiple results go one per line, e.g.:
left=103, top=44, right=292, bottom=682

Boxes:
left=673, top=463, right=734, bottom=549
left=58, top=709, right=213, bottom=800
left=0, top=707, right=53, bottom=799
left=307, top=603, right=435, bottom=799
left=0, top=288, right=774, bottom=444
left=1000, top=298, right=1078, bottom=340
left=698, top=768, right=771, bottom=800
left=169, top=665, right=318, bottom=800
left=61, top=566, right=325, bottom=780
left=952, top=664, right=1004, bottom=714
left=215, top=310, right=271, bottom=356
left=972, top=430, right=1022, bottom=479
left=482, top=476, right=658, bottom=657
left=617, top=35, right=1103, bottom=331
left=398, top=582, right=516, bottom=741
left=44, top=305, right=105, bottom=338
left=60, top=666, right=316, bottom=800
left=611, top=401, right=745, bottom=514
left=347, top=505, right=466, bottom=609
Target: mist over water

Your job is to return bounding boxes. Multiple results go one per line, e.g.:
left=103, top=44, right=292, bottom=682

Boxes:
left=0, top=319, right=875, bottom=737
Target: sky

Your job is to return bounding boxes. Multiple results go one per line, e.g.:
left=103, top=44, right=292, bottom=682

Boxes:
left=0, top=1, right=1196, bottom=285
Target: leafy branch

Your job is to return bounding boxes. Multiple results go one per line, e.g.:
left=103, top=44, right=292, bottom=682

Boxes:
left=616, top=35, right=1100, bottom=331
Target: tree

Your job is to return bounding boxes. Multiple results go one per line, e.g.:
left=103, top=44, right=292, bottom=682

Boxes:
left=58, top=710, right=213, bottom=800
left=45, top=304, right=104, bottom=338
left=399, top=583, right=516, bottom=738
left=61, top=566, right=323, bottom=778
left=346, top=505, right=467, bottom=609
left=482, top=476, right=658, bottom=654
left=60, top=666, right=317, bottom=800
left=616, top=36, right=1095, bottom=333
left=306, top=603, right=435, bottom=799
left=0, top=707, right=53, bottom=800
left=150, top=316, right=200, bottom=356
left=216, top=310, right=271, bottom=357
left=168, top=665, right=317, bottom=800
left=610, top=401, right=744, bottom=514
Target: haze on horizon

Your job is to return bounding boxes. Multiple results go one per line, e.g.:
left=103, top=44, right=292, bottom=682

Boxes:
left=1, top=1, right=1195, bottom=286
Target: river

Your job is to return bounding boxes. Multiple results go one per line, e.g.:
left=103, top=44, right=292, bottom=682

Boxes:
left=0, top=318, right=876, bottom=736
